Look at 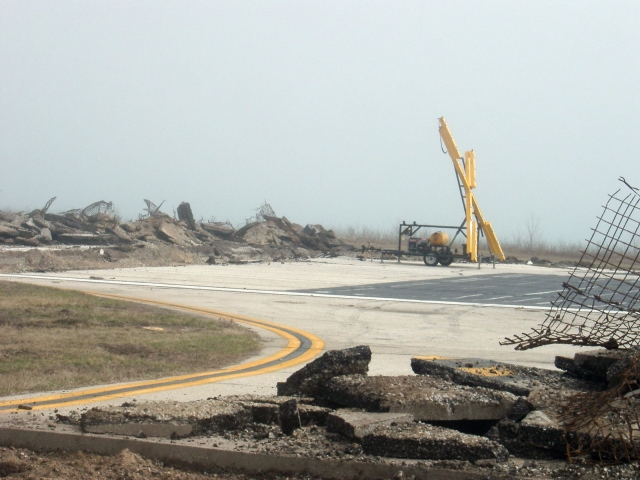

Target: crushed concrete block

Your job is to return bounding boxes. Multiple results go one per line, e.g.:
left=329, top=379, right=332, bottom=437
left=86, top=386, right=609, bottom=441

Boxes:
left=362, top=422, right=509, bottom=462
left=107, top=225, right=133, bottom=243
left=200, top=222, right=235, bottom=238
left=278, top=399, right=301, bottom=435
left=298, top=404, right=331, bottom=426
left=177, top=202, right=197, bottom=231
left=573, top=349, right=630, bottom=381
left=40, top=227, right=52, bottom=242
left=277, top=346, right=371, bottom=397
left=231, top=395, right=328, bottom=426
left=0, top=224, right=19, bottom=237
left=322, top=375, right=518, bottom=422
left=157, top=221, right=193, bottom=246
left=80, top=399, right=251, bottom=437
left=120, top=222, right=139, bottom=233
left=327, top=409, right=414, bottom=440
left=241, top=402, right=279, bottom=424
left=412, top=356, right=594, bottom=396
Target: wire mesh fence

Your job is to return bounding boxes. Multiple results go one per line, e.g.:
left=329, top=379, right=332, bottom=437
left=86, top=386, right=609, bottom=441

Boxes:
left=502, top=178, right=640, bottom=350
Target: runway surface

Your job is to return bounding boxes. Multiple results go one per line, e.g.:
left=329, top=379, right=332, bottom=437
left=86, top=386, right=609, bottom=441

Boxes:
left=297, top=272, right=567, bottom=308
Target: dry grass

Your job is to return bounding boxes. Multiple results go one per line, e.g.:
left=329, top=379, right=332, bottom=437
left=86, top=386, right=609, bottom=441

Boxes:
left=332, top=225, right=406, bottom=250
left=0, top=281, right=261, bottom=397
left=333, top=224, right=584, bottom=264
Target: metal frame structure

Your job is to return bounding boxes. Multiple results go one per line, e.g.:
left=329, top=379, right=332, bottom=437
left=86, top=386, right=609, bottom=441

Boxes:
left=382, top=118, right=505, bottom=266
left=503, top=178, right=640, bottom=350
left=439, top=117, right=505, bottom=262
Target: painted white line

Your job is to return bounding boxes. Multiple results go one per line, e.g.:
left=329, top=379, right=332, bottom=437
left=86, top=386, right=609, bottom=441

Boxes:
left=0, top=274, right=553, bottom=311
left=524, top=290, right=559, bottom=296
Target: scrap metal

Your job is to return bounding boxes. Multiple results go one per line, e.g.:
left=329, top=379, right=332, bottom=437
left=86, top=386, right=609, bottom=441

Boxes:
left=503, top=178, right=640, bottom=350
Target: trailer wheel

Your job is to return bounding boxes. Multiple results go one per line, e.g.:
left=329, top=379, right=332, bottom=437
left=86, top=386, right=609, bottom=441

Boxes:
left=439, top=253, right=454, bottom=266
left=423, top=252, right=439, bottom=266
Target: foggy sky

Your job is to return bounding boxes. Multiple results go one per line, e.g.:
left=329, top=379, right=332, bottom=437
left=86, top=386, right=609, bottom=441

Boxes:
left=1, top=1, right=639, bottom=243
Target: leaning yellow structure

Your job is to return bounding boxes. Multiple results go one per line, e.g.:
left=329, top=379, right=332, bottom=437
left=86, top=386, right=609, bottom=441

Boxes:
left=438, top=117, right=505, bottom=262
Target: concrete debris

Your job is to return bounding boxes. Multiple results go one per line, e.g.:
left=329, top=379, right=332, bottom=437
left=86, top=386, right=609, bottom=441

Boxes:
left=46, top=346, right=640, bottom=469
left=277, top=345, right=371, bottom=397
left=0, top=199, right=350, bottom=270
left=321, top=375, right=519, bottom=422
left=278, top=399, right=302, bottom=435
left=327, top=409, right=414, bottom=440
left=79, top=395, right=329, bottom=440
left=362, top=422, right=509, bottom=462
left=555, top=348, right=640, bottom=386
left=412, top=356, right=599, bottom=396
left=176, top=202, right=197, bottom=231
left=81, top=399, right=252, bottom=437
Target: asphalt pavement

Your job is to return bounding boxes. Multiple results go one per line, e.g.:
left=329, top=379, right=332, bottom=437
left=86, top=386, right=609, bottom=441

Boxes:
left=296, top=272, right=567, bottom=308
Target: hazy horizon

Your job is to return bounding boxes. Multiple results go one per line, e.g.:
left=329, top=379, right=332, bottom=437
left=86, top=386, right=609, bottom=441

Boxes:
left=2, top=1, right=639, bottom=244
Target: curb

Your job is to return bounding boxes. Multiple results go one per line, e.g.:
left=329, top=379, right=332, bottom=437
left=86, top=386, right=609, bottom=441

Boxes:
left=0, top=427, right=487, bottom=480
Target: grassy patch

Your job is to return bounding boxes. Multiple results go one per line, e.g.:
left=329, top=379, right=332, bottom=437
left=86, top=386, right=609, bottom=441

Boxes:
left=0, top=281, right=261, bottom=396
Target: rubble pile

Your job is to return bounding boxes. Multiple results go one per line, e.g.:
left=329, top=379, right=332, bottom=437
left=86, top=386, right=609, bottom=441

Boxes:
left=0, top=200, right=349, bottom=270
left=57, top=346, right=636, bottom=475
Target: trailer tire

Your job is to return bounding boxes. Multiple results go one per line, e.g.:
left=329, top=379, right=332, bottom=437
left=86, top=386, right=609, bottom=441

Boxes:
left=423, top=252, right=439, bottom=266
left=439, top=253, right=454, bottom=266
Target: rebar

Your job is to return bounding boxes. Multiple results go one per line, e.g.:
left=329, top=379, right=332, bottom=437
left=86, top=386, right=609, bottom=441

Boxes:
left=502, top=179, right=640, bottom=350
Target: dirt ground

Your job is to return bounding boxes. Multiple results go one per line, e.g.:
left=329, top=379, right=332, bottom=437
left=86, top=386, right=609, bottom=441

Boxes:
left=2, top=444, right=640, bottom=480
left=0, top=446, right=320, bottom=479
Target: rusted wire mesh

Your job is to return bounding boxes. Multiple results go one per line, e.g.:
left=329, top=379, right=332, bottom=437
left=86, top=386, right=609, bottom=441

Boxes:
left=559, top=354, right=640, bottom=463
left=502, top=179, right=640, bottom=350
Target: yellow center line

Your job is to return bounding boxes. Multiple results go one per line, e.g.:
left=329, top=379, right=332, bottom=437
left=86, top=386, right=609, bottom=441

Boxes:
left=0, top=293, right=324, bottom=412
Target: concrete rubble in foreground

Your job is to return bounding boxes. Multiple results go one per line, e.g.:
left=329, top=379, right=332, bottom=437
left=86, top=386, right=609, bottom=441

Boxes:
left=31, top=345, right=635, bottom=477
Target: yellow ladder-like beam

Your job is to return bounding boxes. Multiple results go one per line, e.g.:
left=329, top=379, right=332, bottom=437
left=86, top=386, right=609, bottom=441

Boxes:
left=438, top=117, right=505, bottom=262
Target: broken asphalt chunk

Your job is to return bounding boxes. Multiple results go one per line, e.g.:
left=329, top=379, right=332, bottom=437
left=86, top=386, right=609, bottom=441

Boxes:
left=412, top=356, right=597, bottom=396
left=362, top=422, right=509, bottom=462
left=322, top=375, right=519, bottom=422
left=326, top=409, right=414, bottom=441
left=277, top=345, right=371, bottom=397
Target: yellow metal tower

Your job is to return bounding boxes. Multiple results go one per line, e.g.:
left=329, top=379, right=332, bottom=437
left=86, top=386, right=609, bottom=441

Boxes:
left=438, top=117, right=505, bottom=262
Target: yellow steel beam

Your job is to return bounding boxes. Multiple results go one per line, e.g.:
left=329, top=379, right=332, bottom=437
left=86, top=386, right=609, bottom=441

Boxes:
left=438, top=117, right=505, bottom=261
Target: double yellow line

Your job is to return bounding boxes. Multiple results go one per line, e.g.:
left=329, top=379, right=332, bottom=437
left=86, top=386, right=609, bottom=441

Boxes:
left=0, top=293, right=324, bottom=413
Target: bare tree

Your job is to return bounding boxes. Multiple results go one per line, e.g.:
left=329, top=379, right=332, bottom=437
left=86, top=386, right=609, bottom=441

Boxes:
left=524, top=211, right=542, bottom=252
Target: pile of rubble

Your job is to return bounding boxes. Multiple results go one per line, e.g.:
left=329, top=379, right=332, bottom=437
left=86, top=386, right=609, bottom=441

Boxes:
left=0, top=199, right=347, bottom=268
left=57, top=346, right=640, bottom=477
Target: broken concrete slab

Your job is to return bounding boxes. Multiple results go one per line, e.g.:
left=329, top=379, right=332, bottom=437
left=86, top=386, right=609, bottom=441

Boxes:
left=200, top=222, right=235, bottom=238
left=277, top=346, right=371, bottom=397
left=322, top=375, right=518, bottom=422
left=278, top=399, right=301, bottom=435
left=412, top=356, right=596, bottom=396
left=0, top=224, right=19, bottom=237
left=326, top=409, right=414, bottom=440
left=230, top=395, right=329, bottom=426
left=107, top=225, right=133, bottom=243
left=519, top=410, right=566, bottom=452
left=39, top=228, right=52, bottom=243
left=156, top=221, right=194, bottom=246
left=573, top=349, right=631, bottom=381
left=362, top=422, right=509, bottom=462
left=80, top=399, right=252, bottom=437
